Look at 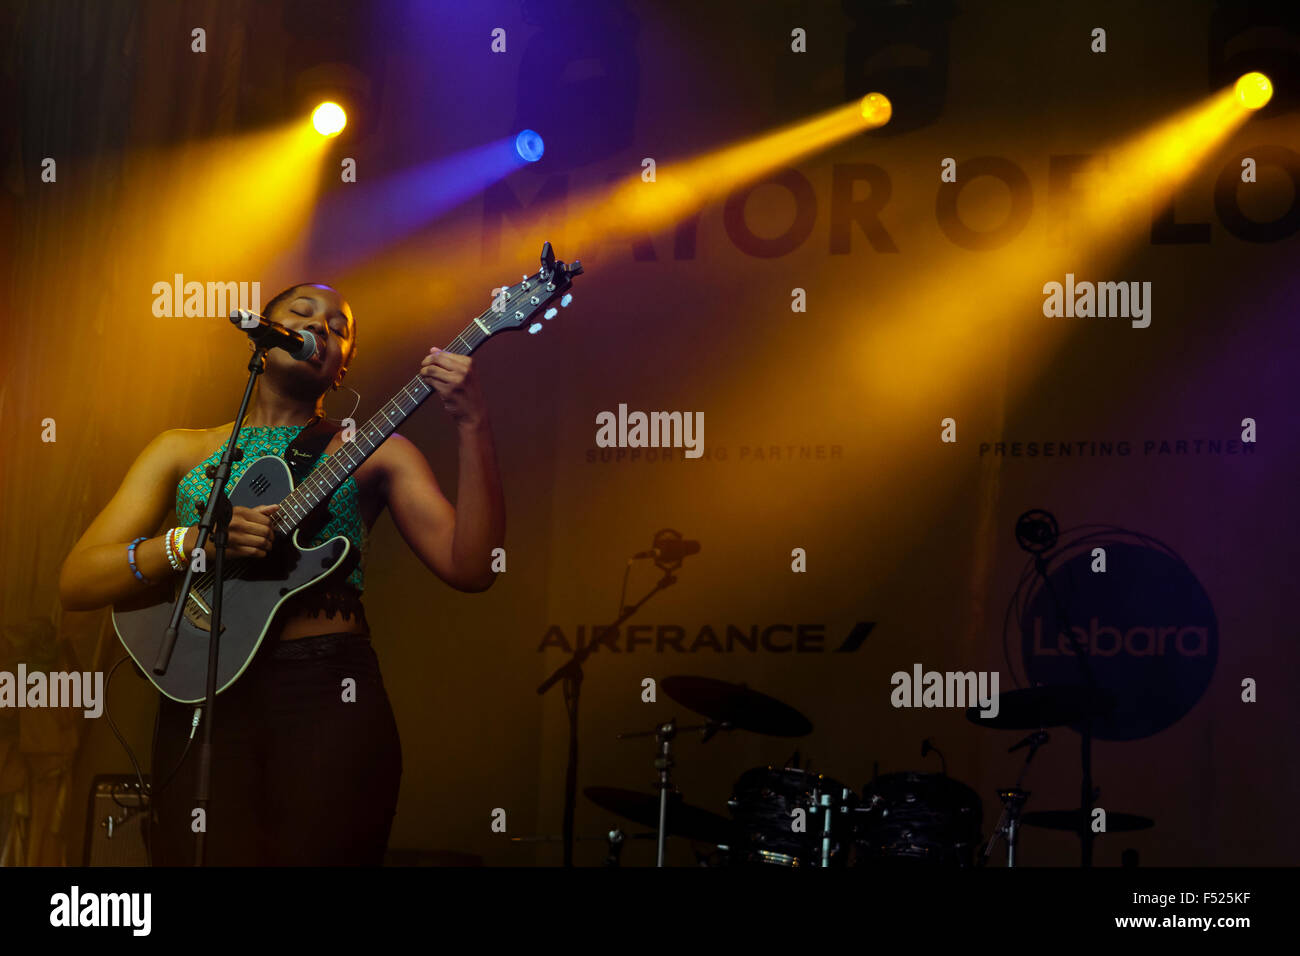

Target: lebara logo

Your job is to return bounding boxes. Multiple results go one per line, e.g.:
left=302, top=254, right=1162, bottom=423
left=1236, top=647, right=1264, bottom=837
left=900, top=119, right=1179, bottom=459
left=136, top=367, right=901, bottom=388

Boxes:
left=1018, top=537, right=1217, bottom=741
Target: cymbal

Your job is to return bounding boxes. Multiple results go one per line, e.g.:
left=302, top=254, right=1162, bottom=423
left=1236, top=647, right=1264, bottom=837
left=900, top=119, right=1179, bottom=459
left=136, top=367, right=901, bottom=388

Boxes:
left=1021, top=810, right=1154, bottom=832
left=583, top=786, right=735, bottom=846
left=966, top=685, right=1115, bottom=729
left=660, top=676, right=813, bottom=737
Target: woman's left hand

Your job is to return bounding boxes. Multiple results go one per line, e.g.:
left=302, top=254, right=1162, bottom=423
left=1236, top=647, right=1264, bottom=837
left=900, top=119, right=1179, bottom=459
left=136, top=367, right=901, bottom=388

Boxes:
left=419, top=348, right=487, bottom=427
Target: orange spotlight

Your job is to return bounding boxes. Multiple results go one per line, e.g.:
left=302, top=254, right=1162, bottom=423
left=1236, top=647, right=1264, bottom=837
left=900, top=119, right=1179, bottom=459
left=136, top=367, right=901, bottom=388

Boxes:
left=859, top=92, right=892, bottom=128
left=1235, top=72, right=1272, bottom=110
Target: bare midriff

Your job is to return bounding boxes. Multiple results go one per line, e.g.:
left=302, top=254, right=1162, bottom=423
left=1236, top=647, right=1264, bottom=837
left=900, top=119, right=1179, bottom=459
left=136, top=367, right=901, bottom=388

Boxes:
left=175, top=425, right=387, bottom=642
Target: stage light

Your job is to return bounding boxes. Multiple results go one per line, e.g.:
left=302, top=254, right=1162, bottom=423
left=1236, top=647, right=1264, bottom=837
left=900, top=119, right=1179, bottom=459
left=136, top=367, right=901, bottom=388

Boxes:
left=859, top=92, right=893, bottom=127
left=511, top=2, right=637, bottom=170
left=1235, top=72, right=1273, bottom=109
left=515, top=129, right=545, bottom=163
left=312, top=102, right=347, bottom=137
left=843, top=0, right=954, bottom=135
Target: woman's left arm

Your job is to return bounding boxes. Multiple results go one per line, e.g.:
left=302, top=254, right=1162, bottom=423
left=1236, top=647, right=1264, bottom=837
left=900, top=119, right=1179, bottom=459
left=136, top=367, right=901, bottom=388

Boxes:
left=381, top=350, right=505, bottom=592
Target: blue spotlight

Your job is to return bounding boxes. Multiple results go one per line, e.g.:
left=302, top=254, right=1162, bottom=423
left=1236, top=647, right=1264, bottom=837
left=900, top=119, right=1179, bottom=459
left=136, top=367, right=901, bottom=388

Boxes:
left=515, top=129, right=545, bottom=163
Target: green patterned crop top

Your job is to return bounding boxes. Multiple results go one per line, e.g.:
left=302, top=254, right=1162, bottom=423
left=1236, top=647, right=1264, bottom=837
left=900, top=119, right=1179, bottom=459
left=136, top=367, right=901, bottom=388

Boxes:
left=175, top=424, right=368, bottom=591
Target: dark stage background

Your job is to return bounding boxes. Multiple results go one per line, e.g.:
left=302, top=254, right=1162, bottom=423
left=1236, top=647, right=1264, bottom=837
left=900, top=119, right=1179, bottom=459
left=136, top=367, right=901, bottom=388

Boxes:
left=0, top=0, right=1297, bottom=867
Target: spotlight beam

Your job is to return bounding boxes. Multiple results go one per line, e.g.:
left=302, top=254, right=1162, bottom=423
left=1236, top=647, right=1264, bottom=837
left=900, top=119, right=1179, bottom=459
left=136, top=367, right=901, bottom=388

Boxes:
left=543, top=95, right=892, bottom=255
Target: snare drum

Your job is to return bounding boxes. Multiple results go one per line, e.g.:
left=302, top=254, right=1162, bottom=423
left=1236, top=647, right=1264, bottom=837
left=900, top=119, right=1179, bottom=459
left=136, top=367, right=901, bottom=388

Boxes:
left=727, top=767, right=857, bottom=866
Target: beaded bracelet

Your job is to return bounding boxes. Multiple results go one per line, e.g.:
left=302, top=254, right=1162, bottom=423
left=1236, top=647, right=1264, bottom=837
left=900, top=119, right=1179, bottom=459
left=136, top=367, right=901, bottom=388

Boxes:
left=174, top=526, right=192, bottom=568
left=164, top=527, right=187, bottom=571
left=126, top=536, right=154, bottom=584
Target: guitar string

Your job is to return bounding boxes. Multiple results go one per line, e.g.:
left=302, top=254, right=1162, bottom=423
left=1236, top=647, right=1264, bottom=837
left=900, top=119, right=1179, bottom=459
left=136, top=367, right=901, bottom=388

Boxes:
left=180, top=284, right=557, bottom=601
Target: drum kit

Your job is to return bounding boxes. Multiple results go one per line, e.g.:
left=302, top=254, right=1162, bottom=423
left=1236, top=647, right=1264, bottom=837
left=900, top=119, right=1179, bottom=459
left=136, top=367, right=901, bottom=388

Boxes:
left=558, top=676, right=1153, bottom=867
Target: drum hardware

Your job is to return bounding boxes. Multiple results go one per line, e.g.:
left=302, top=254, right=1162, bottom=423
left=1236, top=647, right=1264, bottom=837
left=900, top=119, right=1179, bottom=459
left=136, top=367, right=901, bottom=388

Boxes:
left=727, top=764, right=857, bottom=867
left=616, top=715, right=736, bottom=866
left=582, top=786, right=735, bottom=844
left=653, top=717, right=676, bottom=867
left=604, top=827, right=626, bottom=867
left=968, top=684, right=1117, bottom=868
left=980, top=730, right=1049, bottom=867
left=507, top=827, right=649, bottom=867
left=596, top=675, right=811, bottom=867
left=818, top=787, right=857, bottom=867
left=1012, top=508, right=1112, bottom=867
left=538, top=547, right=684, bottom=867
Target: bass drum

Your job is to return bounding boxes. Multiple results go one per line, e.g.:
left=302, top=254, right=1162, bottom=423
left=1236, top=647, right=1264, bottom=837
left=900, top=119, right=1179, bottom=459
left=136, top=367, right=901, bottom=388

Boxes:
left=852, top=772, right=982, bottom=866
left=727, top=767, right=857, bottom=866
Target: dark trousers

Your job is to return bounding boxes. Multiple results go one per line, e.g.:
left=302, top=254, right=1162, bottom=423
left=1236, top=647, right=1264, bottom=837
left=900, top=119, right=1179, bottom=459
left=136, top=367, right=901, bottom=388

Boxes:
left=149, top=632, right=402, bottom=866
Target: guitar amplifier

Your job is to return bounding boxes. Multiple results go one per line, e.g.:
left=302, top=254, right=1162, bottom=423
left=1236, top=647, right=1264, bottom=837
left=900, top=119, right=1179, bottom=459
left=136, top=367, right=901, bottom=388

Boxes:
left=82, top=774, right=150, bottom=867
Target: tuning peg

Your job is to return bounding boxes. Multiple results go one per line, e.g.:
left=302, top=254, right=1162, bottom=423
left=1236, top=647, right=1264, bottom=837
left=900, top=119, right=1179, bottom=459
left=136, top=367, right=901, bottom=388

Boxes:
left=544, top=307, right=557, bottom=320
left=560, top=293, right=573, bottom=307
left=528, top=322, right=542, bottom=334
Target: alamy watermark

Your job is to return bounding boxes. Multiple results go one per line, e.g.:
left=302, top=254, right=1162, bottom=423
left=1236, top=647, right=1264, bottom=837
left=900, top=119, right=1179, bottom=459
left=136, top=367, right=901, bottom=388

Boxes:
left=891, top=663, right=1000, bottom=719
left=1042, top=273, right=1151, bottom=328
left=595, top=403, right=704, bottom=459
left=151, top=275, right=261, bottom=318
left=0, top=666, right=103, bottom=718
left=49, top=886, right=150, bottom=935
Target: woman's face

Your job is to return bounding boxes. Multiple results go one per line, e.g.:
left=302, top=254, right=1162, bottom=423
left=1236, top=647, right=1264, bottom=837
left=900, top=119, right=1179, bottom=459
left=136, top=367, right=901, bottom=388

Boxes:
left=262, top=284, right=355, bottom=395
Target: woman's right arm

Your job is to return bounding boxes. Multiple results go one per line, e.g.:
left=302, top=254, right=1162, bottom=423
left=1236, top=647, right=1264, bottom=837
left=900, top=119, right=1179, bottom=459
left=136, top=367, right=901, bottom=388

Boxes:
left=57, top=430, right=278, bottom=611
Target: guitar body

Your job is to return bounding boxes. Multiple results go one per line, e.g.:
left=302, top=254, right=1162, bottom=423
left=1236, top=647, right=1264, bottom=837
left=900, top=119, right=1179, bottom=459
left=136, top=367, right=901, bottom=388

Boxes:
left=112, top=454, right=350, bottom=703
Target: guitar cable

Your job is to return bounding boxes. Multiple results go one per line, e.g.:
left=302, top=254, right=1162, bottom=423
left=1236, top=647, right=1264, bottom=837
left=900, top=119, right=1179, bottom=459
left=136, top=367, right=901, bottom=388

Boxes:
left=105, top=653, right=203, bottom=867
left=103, top=654, right=151, bottom=865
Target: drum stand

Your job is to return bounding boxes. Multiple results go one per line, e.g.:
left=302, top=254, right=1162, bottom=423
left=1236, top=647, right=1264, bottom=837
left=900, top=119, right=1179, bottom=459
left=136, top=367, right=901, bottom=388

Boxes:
left=654, top=718, right=677, bottom=868
left=981, top=730, right=1047, bottom=867
left=816, top=786, right=853, bottom=867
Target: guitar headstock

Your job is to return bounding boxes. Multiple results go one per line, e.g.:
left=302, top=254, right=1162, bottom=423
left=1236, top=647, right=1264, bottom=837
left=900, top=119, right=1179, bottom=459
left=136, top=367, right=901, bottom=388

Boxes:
left=483, top=241, right=584, bottom=336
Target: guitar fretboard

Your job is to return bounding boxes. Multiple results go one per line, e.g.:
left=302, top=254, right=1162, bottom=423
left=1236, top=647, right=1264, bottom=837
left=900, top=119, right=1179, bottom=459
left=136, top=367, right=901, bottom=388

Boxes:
left=271, top=313, right=493, bottom=533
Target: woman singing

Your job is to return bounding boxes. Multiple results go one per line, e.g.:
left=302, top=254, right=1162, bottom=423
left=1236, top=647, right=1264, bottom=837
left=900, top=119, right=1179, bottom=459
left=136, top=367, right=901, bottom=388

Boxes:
left=57, top=283, right=505, bottom=865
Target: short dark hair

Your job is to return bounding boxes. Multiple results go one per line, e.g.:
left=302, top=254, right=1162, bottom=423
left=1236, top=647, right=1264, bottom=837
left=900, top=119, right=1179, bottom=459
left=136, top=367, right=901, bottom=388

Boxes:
left=263, top=283, right=356, bottom=365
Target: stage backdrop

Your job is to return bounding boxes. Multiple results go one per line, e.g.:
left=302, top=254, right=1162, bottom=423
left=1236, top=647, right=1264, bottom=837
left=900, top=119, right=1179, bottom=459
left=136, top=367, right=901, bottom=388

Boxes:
left=1, top=0, right=1296, bottom=866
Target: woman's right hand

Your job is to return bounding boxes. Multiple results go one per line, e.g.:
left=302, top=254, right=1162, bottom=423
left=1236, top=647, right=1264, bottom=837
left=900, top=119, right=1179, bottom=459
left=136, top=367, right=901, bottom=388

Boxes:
left=200, top=504, right=281, bottom=558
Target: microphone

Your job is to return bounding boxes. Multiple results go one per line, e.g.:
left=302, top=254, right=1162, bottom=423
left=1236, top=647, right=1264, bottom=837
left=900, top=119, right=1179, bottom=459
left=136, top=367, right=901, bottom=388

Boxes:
left=1014, top=509, right=1059, bottom=554
left=230, top=309, right=320, bottom=361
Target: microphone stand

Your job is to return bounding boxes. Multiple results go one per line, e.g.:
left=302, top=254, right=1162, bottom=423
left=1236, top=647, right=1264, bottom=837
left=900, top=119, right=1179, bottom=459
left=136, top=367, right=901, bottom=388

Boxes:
left=1033, top=553, right=1099, bottom=867
left=152, top=343, right=269, bottom=866
left=537, top=563, right=678, bottom=867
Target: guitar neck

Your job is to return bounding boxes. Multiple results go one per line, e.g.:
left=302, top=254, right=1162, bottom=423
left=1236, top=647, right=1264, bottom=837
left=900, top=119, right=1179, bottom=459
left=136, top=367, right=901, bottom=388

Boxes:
left=274, top=307, right=494, bottom=533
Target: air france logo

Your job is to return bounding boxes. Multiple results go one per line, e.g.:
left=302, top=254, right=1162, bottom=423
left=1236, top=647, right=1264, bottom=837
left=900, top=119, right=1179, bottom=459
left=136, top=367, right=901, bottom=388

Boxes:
left=1019, top=537, right=1217, bottom=740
